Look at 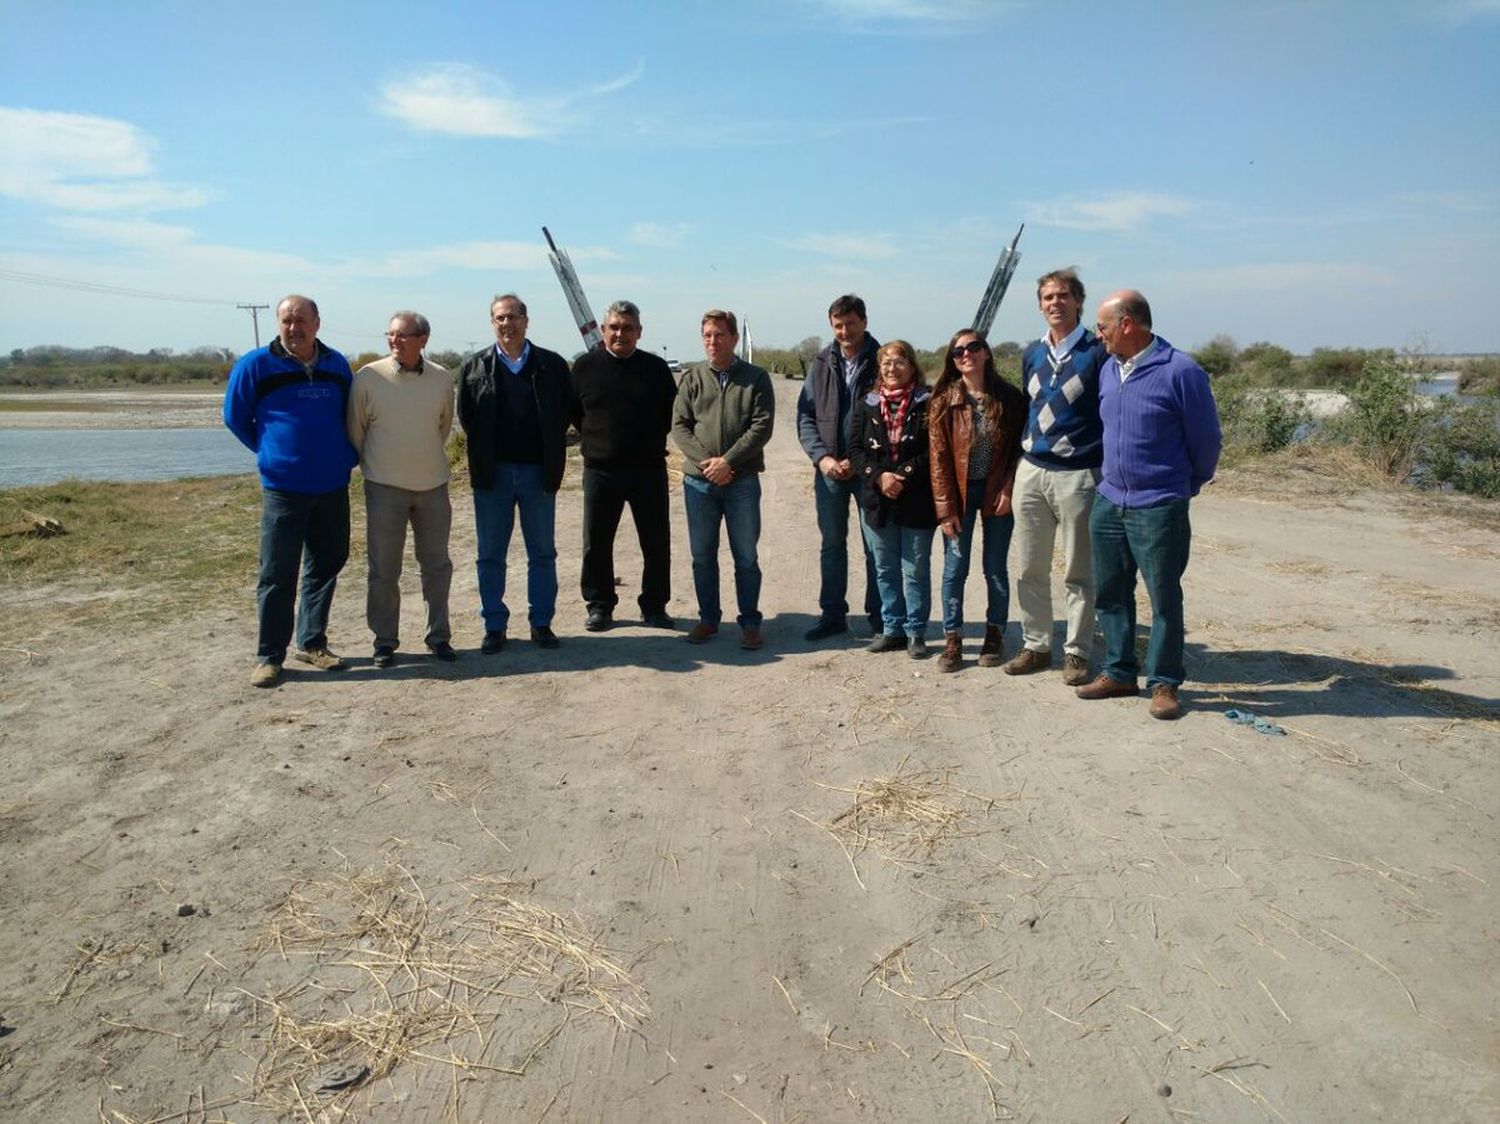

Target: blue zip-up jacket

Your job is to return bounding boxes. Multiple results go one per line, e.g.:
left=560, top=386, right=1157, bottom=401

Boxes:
left=223, top=338, right=358, bottom=493
left=1097, top=337, right=1221, bottom=508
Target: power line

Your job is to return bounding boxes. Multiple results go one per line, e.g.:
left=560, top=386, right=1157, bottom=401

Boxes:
left=0, top=267, right=240, bottom=306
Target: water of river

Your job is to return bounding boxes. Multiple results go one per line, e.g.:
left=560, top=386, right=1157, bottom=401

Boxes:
left=0, top=427, right=254, bottom=488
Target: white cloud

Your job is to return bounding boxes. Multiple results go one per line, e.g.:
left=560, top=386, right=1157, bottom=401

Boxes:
left=630, top=221, right=690, bottom=248
left=811, top=0, right=997, bottom=22
left=52, top=216, right=195, bottom=249
left=1025, top=192, right=1197, bottom=232
left=783, top=233, right=899, bottom=260
left=378, top=61, right=644, bottom=139
left=0, top=107, right=208, bottom=212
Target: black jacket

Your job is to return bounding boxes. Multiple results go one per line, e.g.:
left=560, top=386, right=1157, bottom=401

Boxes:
left=457, top=344, right=573, bottom=494
left=849, top=385, right=937, bottom=530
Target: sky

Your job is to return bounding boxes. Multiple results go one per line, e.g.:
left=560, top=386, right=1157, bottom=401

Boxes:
left=1, top=0, right=1497, bottom=362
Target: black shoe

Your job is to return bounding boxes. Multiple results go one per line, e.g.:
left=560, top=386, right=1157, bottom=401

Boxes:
left=426, top=641, right=457, bottom=662
left=867, top=632, right=907, bottom=653
left=373, top=644, right=396, bottom=668
left=804, top=617, right=849, bottom=642
left=585, top=608, right=613, bottom=632
left=480, top=630, right=508, bottom=654
left=530, top=625, right=560, bottom=649
left=641, top=610, right=676, bottom=630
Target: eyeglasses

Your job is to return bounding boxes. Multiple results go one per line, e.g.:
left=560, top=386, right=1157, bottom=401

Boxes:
left=386, top=331, right=424, bottom=341
left=1095, top=321, right=1119, bottom=334
left=492, top=313, right=525, bottom=323
left=951, top=340, right=987, bottom=358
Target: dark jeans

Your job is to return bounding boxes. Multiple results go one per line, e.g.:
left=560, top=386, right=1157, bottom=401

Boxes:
left=257, top=485, right=350, bottom=661
left=683, top=473, right=762, bottom=628
left=473, top=462, right=557, bottom=632
left=812, top=470, right=881, bottom=629
left=1089, top=494, right=1192, bottom=688
left=581, top=462, right=671, bottom=616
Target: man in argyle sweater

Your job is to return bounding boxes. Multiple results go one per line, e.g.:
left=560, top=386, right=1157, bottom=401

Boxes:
left=1002, top=268, right=1108, bottom=686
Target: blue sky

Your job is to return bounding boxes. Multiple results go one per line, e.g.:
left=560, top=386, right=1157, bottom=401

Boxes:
left=1, top=0, right=1497, bottom=361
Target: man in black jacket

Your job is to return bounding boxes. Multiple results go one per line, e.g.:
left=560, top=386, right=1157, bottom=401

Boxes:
left=569, top=300, right=678, bottom=632
left=457, top=293, right=572, bottom=653
left=795, top=294, right=882, bottom=641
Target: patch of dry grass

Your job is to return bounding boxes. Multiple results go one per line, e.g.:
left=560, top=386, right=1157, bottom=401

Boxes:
left=246, top=858, right=648, bottom=1119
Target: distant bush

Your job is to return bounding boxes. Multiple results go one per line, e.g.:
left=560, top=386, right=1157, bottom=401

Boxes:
left=1457, top=356, right=1500, bottom=397
left=1304, top=347, right=1394, bottom=388
left=1215, top=374, right=1310, bottom=454
left=1236, top=342, right=1296, bottom=384
left=1332, top=356, right=1429, bottom=482
left=1193, top=334, right=1238, bottom=377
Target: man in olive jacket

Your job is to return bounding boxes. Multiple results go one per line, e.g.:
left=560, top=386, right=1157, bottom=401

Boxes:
left=671, top=309, right=775, bottom=650
left=457, top=293, right=573, bottom=654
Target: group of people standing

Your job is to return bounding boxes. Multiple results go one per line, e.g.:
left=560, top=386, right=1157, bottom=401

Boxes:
left=223, top=267, right=1220, bottom=721
left=797, top=274, right=1221, bottom=719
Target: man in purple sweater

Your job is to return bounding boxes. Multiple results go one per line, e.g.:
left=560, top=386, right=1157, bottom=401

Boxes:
left=1076, top=290, right=1221, bottom=720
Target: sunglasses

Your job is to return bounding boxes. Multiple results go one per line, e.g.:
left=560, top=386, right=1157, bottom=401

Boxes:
left=951, top=340, right=987, bottom=358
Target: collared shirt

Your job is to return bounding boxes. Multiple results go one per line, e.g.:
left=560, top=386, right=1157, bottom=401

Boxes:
left=395, top=357, right=425, bottom=376
left=1119, top=336, right=1161, bottom=382
left=1046, top=322, right=1087, bottom=365
left=839, top=347, right=868, bottom=396
left=713, top=366, right=732, bottom=390
left=495, top=340, right=532, bottom=375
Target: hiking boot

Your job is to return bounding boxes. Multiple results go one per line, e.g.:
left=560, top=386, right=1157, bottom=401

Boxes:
left=250, top=660, right=282, bottom=688
left=1003, top=647, right=1051, bottom=676
left=426, top=641, right=457, bottom=662
left=1061, top=653, right=1090, bottom=686
left=867, top=632, right=907, bottom=654
left=908, top=636, right=930, bottom=660
left=978, top=625, right=1004, bottom=667
left=293, top=645, right=346, bottom=670
left=480, top=630, right=508, bottom=654
left=937, top=632, right=963, bottom=673
left=641, top=610, right=676, bottom=630
left=1076, top=674, right=1139, bottom=700
left=530, top=625, right=560, bottom=649
left=1149, top=684, right=1183, bottom=720
left=373, top=644, right=396, bottom=669
left=804, top=617, right=848, bottom=642
left=686, top=621, right=718, bottom=644
left=740, top=625, right=764, bottom=651
left=585, top=608, right=613, bottom=632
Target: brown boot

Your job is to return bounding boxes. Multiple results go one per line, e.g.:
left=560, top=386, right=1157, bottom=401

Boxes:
left=1003, top=647, right=1051, bottom=675
left=1149, top=684, right=1183, bottom=720
left=977, top=625, right=1004, bottom=667
left=938, top=631, right=963, bottom=673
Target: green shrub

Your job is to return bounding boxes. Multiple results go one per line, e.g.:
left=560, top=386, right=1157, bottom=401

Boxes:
left=1215, top=374, right=1309, bottom=453
left=1422, top=400, right=1500, bottom=498
left=1237, top=342, right=1295, bottom=384
left=1457, top=356, right=1500, bottom=397
left=1193, top=334, right=1238, bottom=377
left=1341, top=356, right=1428, bottom=481
left=1304, top=347, right=1393, bottom=388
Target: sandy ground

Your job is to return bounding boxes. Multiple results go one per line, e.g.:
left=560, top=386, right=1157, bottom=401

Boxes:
left=1, top=381, right=1497, bottom=1123
left=0, top=390, right=223, bottom=429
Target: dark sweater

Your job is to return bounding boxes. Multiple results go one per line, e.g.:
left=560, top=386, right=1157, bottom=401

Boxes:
left=569, top=348, right=678, bottom=468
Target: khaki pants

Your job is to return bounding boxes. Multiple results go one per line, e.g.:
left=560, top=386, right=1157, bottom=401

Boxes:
left=364, top=480, right=452, bottom=649
left=1011, top=459, right=1096, bottom=658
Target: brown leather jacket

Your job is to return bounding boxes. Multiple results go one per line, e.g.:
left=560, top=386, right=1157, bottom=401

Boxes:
left=928, top=378, right=1026, bottom=523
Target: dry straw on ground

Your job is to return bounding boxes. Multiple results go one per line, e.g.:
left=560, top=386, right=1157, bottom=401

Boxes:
left=244, top=858, right=648, bottom=1119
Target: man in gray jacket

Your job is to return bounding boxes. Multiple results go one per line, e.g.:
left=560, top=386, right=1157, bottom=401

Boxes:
left=671, top=309, right=775, bottom=650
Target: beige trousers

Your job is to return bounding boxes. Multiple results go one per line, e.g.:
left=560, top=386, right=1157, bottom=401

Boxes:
left=1011, top=459, right=1097, bottom=658
left=364, top=480, right=453, bottom=649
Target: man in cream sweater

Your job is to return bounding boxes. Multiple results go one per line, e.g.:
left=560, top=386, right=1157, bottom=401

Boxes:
left=348, top=311, right=457, bottom=667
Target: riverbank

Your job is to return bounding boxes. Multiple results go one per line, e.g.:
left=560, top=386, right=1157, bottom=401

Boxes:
left=2, top=383, right=1497, bottom=1122
left=0, top=389, right=223, bottom=430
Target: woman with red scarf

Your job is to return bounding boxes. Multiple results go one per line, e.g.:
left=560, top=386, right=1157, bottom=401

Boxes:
left=848, top=340, right=938, bottom=659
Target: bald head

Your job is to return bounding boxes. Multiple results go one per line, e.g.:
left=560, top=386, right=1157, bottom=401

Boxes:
left=1095, top=289, right=1154, bottom=359
left=276, top=294, right=321, bottom=362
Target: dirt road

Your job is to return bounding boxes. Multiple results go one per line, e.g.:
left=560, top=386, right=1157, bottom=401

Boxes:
left=2, top=381, right=1496, bottom=1122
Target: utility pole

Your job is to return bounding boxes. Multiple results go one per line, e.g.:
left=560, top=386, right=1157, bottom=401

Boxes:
left=237, top=302, right=270, bottom=348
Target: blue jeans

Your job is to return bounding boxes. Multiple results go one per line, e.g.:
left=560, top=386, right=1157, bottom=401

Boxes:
left=472, top=462, right=557, bottom=632
left=813, top=471, right=881, bottom=628
left=939, top=497, right=1014, bottom=633
left=1090, top=494, right=1191, bottom=688
left=861, top=517, right=936, bottom=640
left=257, top=486, right=350, bottom=661
left=683, top=473, right=762, bottom=627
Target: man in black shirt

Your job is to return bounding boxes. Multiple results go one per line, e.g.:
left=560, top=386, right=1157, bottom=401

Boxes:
left=569, top=300, right=678, bottom=631
left=457, top=293, right=572, bottom=653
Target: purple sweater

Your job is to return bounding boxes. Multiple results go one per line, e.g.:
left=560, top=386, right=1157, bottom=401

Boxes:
left=1098, top=338, right=1221, bottom=508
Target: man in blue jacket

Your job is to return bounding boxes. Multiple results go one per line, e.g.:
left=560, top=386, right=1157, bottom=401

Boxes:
left=1077, top=290, right=1221, bottom=720
left=796, top=294, right=882, bottom=642
left=223, top=294, right=358, bottom=688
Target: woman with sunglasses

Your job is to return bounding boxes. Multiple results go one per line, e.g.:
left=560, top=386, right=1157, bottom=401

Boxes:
left=848, top=340, right=937, bottom=658
left=928, top=330, right=1026, bottom=672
